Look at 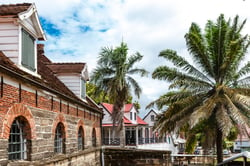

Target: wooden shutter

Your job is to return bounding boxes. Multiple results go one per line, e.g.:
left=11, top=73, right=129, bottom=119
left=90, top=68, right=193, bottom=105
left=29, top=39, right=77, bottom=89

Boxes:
left=21, top=29, right=35, bottom=71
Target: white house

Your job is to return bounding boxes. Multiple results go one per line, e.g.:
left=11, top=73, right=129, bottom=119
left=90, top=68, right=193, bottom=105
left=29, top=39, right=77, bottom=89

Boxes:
left=101, top=103, right=148, bottom=146
left=142, top=109, right=185, bottom=154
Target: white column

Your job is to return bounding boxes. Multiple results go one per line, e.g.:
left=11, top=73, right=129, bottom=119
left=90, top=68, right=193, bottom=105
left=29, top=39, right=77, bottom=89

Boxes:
left=142, top=127, right=145, bottom=144
left=108, top=128, right=111, bottom=144
left=136, top=127, right=138, bottom=145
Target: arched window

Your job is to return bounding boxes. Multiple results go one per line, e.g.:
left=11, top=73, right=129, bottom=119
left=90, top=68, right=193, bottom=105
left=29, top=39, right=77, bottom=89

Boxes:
left=8, top=117, right=31, bottom=160
left=92, top=128, right=96, bottom=147
left=78, top=126, right=84, bottom=150
left=54, top=122, right=65, bottom=153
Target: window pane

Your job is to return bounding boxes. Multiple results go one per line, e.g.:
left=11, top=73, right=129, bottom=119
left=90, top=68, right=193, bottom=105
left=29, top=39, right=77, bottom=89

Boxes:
left=21, top=29, right=35, bottom=71
left=54, top=123, right=65, bottom=153
left=8, top=119, right=27, bottom=160
left=81, top=79, right=86, bottom=99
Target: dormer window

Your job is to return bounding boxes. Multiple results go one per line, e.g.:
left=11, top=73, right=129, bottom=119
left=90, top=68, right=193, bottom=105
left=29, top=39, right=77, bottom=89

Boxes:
left=151, top=115, right=155, bottom=121
left=21, top=29, right=36, bottom=71
left=81, top=78, right=86, bottom=99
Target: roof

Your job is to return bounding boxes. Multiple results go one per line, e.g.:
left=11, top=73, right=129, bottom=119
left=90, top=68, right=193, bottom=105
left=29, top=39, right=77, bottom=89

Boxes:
left=0, top=3, right=46, bottom=41
left=143, top=109, right=159, bottom=120
left=0, top=3, right=31, bottom=17
left=137, top=116, right=148, bottom=125
left=101, top=103, right=147, bottom=126
left=47, top=63, right=86, bottom=74
left=101, top=103, right=134, bottom=113
left=0, top=44, right=101, bottom=114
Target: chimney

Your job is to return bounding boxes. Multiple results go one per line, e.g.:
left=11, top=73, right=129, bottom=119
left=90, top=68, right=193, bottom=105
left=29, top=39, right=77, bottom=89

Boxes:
left=37, top=44, right=44, bottom=55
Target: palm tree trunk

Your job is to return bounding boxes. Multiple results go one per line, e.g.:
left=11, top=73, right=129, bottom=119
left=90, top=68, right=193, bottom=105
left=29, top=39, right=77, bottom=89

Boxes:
left=119, top=106, right=125, bottom=148
left=216, top=127, right=223, bottom=163
left=119, top=118, right=125, bottom=147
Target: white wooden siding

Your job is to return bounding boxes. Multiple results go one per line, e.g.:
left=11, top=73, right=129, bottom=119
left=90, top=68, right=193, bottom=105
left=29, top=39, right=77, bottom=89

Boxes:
left=57, top=74, right=81, bottom=98
left=102, top=108, right=113, bottom=124
left=0, top=23, right=19, bottom=63
left=143, top=110, right=157, bottom=127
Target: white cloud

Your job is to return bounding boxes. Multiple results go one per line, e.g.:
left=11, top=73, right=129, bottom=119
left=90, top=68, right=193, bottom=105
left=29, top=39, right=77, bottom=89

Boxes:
left=1, top=0, right=250, bottom=116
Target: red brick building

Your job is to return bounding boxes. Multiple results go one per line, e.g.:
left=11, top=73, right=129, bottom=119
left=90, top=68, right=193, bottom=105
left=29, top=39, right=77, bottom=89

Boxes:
left=0, top=3, right=102, bottom=166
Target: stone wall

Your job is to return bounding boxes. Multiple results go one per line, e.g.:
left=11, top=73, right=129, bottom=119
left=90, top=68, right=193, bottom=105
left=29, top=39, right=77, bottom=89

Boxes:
left=7, top=148, right=101, bottom=166
left=103, top=148, right=172, bottom=166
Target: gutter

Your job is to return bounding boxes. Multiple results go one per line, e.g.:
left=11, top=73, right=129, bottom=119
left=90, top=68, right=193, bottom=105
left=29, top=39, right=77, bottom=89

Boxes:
left=0, top=64, right=102, bottom=114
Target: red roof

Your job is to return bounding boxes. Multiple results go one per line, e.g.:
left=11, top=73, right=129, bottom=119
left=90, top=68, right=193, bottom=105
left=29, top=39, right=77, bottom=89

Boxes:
left=101, top=103, right=148, bottom=126
left=137, top=116, right=147, bottom=125
left=102, top=103, right=133, bottom=113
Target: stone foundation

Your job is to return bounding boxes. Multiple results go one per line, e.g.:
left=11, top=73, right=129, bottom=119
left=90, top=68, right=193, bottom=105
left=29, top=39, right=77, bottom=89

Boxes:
left=103, top=148, right=171, bottom=166
left=5, top=148, right=100, bottom=166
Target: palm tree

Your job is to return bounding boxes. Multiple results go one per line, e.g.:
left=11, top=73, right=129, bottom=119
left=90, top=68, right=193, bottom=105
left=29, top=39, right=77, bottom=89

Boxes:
left=91, top=42, right=148, bottom=147
left=149, top=14, right=250, bottom=163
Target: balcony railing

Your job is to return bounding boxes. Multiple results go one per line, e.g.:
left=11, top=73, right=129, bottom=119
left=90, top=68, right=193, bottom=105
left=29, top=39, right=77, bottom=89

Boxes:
left=102, top=138, right=120, bottom=145
left=102, top=137, right=169, bottom=146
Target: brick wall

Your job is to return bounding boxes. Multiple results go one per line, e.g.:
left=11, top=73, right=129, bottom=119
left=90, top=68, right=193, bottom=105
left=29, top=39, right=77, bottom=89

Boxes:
left=0, top=75, right=102, bottom=166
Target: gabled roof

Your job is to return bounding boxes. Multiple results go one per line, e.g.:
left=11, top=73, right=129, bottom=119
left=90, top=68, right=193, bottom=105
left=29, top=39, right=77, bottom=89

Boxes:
left=0, top=3, right=31, bottom=16
left=0, top=45, right=101, bottom=114
left=101, top=103, right=147, bottom=126
left=101, top=103, right=134, bottom=113
left=0, top=3, right=46, bottom=40
left=143, top=109, right=159, bottom=120
left=47, top=63, right=86, bottom=74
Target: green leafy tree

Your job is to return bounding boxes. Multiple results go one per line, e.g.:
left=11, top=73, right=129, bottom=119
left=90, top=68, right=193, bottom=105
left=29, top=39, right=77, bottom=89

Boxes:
left=91, top=42, right=148, bottom=147
left=149, top=14, right=250, bottom=163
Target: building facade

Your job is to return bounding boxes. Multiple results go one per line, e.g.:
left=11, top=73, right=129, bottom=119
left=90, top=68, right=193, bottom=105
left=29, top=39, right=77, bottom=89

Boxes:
left=0, top=3, right=102, bottom=166
left=101, top=103, right=148, bottom=146
left=142, top=109, right=185, bottom=154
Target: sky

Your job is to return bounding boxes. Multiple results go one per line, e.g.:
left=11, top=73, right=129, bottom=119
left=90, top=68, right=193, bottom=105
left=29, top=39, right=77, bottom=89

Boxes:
left=1, top=0, right=250, bottom=117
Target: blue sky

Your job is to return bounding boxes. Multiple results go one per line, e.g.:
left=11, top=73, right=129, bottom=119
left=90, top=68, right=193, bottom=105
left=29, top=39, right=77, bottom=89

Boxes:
left=1, top=0, right=250, bottom=116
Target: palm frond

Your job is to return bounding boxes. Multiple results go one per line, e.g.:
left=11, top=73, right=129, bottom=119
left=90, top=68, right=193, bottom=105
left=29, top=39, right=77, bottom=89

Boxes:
left=169, top=78, right=213, bottom=91
left=128, top=68, right=148, bottom=77
left=224, top=94, right=248, bottom=126
left=159, top=49, right=214, bottom=84
left=127, top=52, right=143, bottom=69
left=185, top=23, right=214, bottom=78
left=215, top=104, right=233, bottom=137
left=236, top=76, right=250, bottom=88
left=189, top=96, right=216, bottom=128
left=237, top=62, right=250, bottom=78
left=152, top=66, right=213, bottom=88
left=126, top=76, right=142, bottom=98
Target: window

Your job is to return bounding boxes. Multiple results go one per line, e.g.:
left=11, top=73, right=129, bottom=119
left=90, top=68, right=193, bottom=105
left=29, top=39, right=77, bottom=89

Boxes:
left=21, top=29, right=36, bottom=71
left=92, top=128, right=96, bottom=147
left=130, top=112, right=132, bottom=120
left=150, top=115, right=155, bottom=121
left=81, top=79, right=86, bottom=99
left=54, top=123, right=65, bottom=153
left=134, top=112, right=136, bottom=121
left=8, top=117, right=30, bottom=160
left=78, top=126, right=84, bottom=150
